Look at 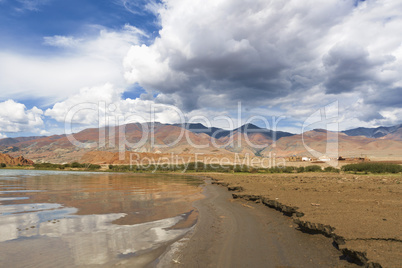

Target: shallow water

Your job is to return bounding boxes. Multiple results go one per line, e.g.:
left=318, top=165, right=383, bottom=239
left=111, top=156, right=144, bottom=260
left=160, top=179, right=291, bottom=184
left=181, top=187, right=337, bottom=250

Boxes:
left=0, top=170, right=203, bottom=267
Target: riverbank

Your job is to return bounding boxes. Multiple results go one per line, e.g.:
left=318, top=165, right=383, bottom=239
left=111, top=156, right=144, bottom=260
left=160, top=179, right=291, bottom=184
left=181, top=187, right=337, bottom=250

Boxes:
left=158, top=179, right=358, bottom=267
left=191, top=173, right=401, bottom=268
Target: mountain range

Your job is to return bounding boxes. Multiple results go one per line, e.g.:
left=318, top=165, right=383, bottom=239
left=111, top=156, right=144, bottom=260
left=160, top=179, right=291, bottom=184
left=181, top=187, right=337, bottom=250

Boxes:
left=1, top=123, right=401, bottom=164
left=341, top=124, right=402, bottom=139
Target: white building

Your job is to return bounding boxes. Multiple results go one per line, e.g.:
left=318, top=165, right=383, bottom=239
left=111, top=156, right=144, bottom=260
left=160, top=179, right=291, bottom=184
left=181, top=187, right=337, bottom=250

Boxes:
left=318, top=155, right=331, bottom=162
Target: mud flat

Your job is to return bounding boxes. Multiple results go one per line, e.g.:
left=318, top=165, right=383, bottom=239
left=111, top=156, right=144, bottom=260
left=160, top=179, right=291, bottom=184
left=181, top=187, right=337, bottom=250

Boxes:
left=195, top=173, right=402, bottom=268
left=159, top=179, right=360, bottom=268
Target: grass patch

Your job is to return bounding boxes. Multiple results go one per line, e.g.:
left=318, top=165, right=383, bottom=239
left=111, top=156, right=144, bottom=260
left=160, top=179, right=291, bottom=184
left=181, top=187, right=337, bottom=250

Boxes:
left=341, top=162, right=402, bottom=174
left=34, top=162, right=101, bottom=171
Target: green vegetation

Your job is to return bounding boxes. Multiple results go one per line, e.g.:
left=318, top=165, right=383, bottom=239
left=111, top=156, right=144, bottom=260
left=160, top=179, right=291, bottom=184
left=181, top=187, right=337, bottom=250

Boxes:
left=304, top=165, right=322, bottom=172
left=324, top=166, right=340, bottom=173
left=26, top=161, right=374, bottom=175
left=266, top=166, right=296, bottom=173
left=8, top=160, right=400, bottom=175
left=0, top=163, right=6, bottom=168
left=109, top=162, right=236, bottom=173
left=297, top=165, right=333, bottom=173
left=33, top=162, right=101, bottom=171
left=29, top=161, right=344, bottom=174
left=107, top=163, right=339, bottom=174
left=342, top=163, right=402, bottom=174
left=297, top=166, right=305, bottom=173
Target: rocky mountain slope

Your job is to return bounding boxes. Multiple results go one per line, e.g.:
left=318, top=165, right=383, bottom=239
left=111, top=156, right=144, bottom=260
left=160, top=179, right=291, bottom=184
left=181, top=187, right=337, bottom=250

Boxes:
left=342, top=124, right=402, bottom=139
left=1, top=123, right=402, bottom=163
left=0, top=153, right=34, bottom=166
left=0, top=136, right=44, bottom=147
left=261, top=129, right=402, bottom=159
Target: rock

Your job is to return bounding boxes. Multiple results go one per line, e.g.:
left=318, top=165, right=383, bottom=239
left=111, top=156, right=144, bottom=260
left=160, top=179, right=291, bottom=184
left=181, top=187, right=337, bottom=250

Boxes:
left=0, top=153, right=34, bottom=166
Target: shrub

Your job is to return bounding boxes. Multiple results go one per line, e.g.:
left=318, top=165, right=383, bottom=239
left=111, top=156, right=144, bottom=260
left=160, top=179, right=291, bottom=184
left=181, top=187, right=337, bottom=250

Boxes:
left=342, top=163, right=402, bottom=174
left=71, top=162, right=83, bottom=168
left=0, top=163, right=6, bottom=168
left=264, top=166, right=295, bottom=173
left=270, top=167, right=282, bottom=173
left=282, top=166, right=296, bottom=173
left=234, top=166, right=243, bottom=172
left=109, top=165, right=133, bottom=172
left=297, top=166, right=305, bottom=173
left=86, top=164, right=101, bottom=170
left=232, top=165, right=250, bottom=173
left=34, top=163, right=63, bottom=169
left=324, top=166, right=340, bottom=173
left=304, top=165, right=322, bottom=172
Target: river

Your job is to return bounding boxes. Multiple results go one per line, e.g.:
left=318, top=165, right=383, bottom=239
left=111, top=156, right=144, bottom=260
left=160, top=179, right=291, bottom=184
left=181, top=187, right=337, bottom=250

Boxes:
left=0, top=169, right=203, bottom=267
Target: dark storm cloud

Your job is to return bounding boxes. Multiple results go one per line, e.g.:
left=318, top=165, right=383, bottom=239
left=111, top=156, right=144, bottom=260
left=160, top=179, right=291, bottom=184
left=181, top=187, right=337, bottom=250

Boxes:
left=323, top=45, right=373, bottom=94
left=365, top=87, right=402, bottom=108
left=124, top=0, right=402, bottom=124
left=323, top=44, right=396, bottom=95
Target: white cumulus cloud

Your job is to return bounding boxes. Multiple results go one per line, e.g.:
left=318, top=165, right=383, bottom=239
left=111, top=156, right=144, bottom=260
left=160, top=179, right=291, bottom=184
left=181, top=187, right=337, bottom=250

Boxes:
left=0, top=25, right=144, bottom=103
left=0, top=100, right=44, bottom=133
left=45, top=83, right=187, bottom=130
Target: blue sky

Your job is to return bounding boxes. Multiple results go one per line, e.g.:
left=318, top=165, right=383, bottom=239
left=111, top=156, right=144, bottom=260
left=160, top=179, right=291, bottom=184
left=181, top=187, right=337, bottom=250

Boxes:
left=0, top=0, right=402, bottom=138
left=0, top=0, right=161, bottom=137
left=0, top=0, right=160, bottom=49
left=0, top=0, right=159, bottom=108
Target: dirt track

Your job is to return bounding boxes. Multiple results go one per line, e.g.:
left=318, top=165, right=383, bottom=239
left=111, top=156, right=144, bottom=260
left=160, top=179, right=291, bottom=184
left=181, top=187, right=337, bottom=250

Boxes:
left=200, top=173, right=402, bottom=267
left=159, top=179, right=358, bottom=268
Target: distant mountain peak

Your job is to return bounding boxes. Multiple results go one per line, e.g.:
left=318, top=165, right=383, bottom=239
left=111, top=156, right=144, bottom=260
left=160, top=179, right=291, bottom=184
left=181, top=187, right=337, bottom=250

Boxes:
left=237, top=123, right=263, bottom=132
left=312, top=129, right=328, bottom=133
left=342, top=124, right=402, bottom=139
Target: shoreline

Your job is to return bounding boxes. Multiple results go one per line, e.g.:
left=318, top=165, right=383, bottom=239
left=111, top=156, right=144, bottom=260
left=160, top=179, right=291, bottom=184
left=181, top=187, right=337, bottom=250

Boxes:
left=158, top=178, right=358, bottom=268
left=201, top=173, right=402, bottom=268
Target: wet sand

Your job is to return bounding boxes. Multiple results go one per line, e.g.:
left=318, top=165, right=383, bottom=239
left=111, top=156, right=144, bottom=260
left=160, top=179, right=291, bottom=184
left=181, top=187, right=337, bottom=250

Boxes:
left=159, top=179, right=357, bottom=268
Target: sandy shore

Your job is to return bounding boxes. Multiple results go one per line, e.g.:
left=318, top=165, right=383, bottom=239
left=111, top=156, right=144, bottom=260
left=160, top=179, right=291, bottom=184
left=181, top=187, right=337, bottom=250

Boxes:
left=196, top=173, right=401, bottom=268
left=158, top=179, right=358, bottom=268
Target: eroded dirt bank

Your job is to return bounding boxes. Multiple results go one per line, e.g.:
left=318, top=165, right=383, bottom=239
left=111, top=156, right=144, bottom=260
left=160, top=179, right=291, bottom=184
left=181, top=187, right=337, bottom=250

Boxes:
left=159, top=180, right=359, bottom=268
left=204, top=173, right=402, bottom=268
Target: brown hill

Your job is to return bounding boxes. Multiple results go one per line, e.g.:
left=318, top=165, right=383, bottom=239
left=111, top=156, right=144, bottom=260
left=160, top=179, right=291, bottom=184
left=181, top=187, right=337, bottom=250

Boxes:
left=0, top=153, right=34, bottom=166
left=0, top=123, right=230, bottom=163
left=261, top=129, right=402, bottom=160
left=342, top=124, right=402, bottom=139
left=218, top=131, right=272, bottom=155
left=1, top=123, right=402, bottom=164
left=382, top=127, right=402, bottom=141
left=0, top=136, right=44, bottom=146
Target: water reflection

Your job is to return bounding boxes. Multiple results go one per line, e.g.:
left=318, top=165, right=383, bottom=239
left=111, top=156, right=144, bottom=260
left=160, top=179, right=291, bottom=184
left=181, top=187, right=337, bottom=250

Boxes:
left=0, top=170, right=203, bottom=267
